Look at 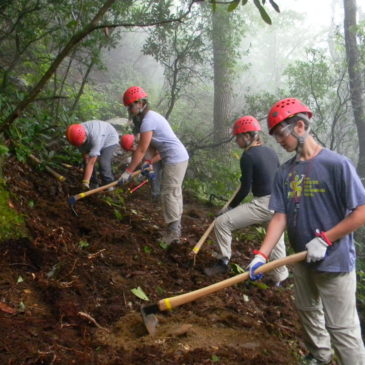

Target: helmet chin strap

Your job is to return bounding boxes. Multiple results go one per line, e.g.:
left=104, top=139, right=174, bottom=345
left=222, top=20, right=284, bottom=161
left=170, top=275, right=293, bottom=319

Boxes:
left=287, top=113, right=311, bottom=161
left=292, top=126, right=311, bottom=161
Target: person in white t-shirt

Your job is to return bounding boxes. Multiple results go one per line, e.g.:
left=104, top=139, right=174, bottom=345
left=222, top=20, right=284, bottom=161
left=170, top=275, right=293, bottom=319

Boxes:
left=66, top=120, right=119, bottom=190
left=118, top=86, right=189, bottom=244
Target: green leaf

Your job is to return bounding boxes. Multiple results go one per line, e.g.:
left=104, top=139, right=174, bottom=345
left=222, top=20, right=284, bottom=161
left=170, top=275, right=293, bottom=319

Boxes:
left=212, top=354, right=220, bottom=362
left=253, top=0, right=272, bottom=24
left=228, top=0, right=240, bottom=12
left=269, top=0, right=280, bottom=13
left=253, top=281, right=269, bottom=290
left=159, top=241, right=169, bottom=250
left=79, top=240, right=89, bottom=249
left=0, top=144, right=9, bottom=156
left=131, top=287, right=149, bottom=301
left=231, top=263, right=245, bottom=274
left=241, top=0, right=248, bottom=5
left=144, top=245, right=152, bottom=254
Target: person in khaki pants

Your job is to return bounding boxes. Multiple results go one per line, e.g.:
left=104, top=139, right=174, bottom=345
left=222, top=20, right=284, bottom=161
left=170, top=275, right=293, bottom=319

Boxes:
left=248, top=98, right=365, bottom=365
left=117, top=86, right=189, bottom=245
left=204, top=116, right=288, bottom=285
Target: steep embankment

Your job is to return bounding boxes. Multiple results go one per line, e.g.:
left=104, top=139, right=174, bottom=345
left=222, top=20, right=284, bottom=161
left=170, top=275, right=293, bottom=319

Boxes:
left=0, top=157, right=306, bottom=364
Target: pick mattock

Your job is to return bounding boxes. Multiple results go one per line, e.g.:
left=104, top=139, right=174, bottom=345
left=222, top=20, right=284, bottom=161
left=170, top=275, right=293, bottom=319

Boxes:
left=141, top=251, right=306, bottom=336
left=190, top=186, right=240, bottom=263
left=68, top=170, right=142, bottom=215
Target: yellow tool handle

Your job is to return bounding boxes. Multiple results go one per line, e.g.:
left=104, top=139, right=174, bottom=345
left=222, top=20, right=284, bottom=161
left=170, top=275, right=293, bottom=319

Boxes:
left=29, top=154, right=65, bottom=182
left=158, top=251, right=307, bottom=311
left=73, top=170, right=142, bottom=201
left=191, top=185, right=241, bottom=255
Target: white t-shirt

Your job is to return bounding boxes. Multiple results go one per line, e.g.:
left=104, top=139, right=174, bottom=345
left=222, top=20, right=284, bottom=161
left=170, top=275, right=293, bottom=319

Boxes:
left=140, top=111, right=189, bottom=164
left=79, top=120, right=119, bottom=157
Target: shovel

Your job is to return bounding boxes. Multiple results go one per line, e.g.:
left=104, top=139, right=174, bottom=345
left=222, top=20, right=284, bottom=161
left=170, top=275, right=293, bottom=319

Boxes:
left=141, top=251, right=307, bottom=335
left=190, top=186, right=240, bottom=259
left=68, top=170, right=142, bottom=215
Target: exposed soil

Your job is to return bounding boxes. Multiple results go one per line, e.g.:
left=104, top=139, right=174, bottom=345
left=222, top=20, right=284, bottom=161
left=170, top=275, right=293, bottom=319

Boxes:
left=0, top=157, right=330, bottom=364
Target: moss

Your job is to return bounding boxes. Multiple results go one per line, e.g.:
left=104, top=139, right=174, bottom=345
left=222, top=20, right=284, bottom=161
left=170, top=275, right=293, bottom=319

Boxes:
left=0, top=178, right=28, bottom=241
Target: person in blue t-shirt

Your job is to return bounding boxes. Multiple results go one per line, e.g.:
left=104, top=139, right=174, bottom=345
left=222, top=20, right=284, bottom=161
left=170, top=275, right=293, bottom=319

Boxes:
left=118, top=86, right=189, bottom=245
left=248, top=98, right=365, bottom=365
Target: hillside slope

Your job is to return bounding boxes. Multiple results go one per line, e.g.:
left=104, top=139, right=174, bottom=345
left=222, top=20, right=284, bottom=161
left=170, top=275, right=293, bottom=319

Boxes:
left=0, top=157, right=309, bottom=364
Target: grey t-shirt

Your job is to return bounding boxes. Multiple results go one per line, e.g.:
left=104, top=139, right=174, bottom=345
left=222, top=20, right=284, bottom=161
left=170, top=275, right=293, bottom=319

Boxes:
left=140, top=110, right=189, bottom=164
left=79, top=120, right=119, bottom=157
left=270, top=148, right=365, bottom=272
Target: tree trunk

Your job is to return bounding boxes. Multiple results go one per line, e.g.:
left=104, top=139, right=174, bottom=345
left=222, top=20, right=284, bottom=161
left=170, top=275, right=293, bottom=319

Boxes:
left=212, top=6, right=233, bottom=153
left=343, top=0, right=365, bottom=180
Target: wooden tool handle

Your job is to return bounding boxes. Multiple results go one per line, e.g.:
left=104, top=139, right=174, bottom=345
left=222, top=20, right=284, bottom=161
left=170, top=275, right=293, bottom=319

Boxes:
left=29, top=154, right=65, bottom=182
left=158, top=251, right=307, bottom=311
left=191, top=186, right=240, bottom=255
left=73, top=170, right=142, bottom=201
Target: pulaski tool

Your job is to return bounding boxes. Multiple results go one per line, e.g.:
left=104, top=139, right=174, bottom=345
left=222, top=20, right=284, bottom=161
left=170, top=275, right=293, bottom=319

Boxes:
left=68, top=170, right=142, bottom=215
left=141, top=251, right=307, bottom=336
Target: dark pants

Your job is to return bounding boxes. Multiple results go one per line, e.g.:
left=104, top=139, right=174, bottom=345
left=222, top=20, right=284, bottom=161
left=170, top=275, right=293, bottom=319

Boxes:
left=90, top=144, right=118, bottom=186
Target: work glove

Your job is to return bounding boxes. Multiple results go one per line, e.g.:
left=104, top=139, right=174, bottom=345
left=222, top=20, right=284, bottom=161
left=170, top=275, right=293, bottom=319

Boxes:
left=145, top=170, right=157, bottom=181
left=248, top=250, right=268, bottom=280
left=81, top=179, right=90, bottom=190
left=305, top=230, right=332, bottom=263
left=117, top=170, right=132, bottom=186
left=141, top=160, right=152, bottom=176
left=216, top=206, right=231, bottom=217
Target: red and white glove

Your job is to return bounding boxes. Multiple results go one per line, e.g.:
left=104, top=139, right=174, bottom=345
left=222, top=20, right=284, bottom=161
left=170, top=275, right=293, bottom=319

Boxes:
left=305, top=230, right=332, bottom=263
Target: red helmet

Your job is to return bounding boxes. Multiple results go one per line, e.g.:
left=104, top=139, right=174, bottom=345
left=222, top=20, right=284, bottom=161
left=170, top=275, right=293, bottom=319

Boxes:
left=232, top=116, right=261, bottom=136
left=120, top=134, right=135, bottom=151
left=122, top=86, right=148, bottom=106
left=66, top=124, right=86, bottom=147
left=267, top=98, right=313, bottom=134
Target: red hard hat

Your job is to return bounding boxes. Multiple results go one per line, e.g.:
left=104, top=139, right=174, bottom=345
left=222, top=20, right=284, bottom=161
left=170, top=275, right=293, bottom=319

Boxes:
left=267, top=98, right=313, bottom=134
left=122, top=86, right=148, bottom=107
left=120, top=134, right=135, bottom=151
left=66, top=124, right=86, bottom=147
left=232, top=116, right=262, bottom=136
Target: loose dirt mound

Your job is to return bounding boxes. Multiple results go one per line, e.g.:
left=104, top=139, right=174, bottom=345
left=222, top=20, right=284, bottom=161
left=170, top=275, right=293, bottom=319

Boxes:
left=0, top=157, right=308, bottom=364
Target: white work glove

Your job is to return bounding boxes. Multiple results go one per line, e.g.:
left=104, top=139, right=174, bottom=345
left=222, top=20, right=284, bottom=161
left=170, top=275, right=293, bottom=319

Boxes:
left=117, top=170, right=132, bottom=186
left=216, top=206, right=231, bottom=217
left=81, top=179, right=90, bottom=190
left=248, top=251, right=267, bottom=280
left=305, top=237, right=328, bottom=263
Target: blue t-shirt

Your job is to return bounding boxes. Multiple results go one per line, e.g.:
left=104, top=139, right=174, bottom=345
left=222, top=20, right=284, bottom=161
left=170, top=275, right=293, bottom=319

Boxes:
left=140, top=111, right=189, bottom=164
left=270, top=148, right=365, bottom=272
left=79, top=120, right=119, bottom=157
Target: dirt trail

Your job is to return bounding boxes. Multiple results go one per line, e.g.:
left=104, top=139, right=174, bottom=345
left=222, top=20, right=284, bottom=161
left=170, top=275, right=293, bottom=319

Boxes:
left=0, top=157, right=309, bottom=364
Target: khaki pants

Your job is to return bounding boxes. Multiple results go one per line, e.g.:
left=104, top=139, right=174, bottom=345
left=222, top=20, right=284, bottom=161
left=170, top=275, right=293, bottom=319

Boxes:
left=293, top=262, right=365, bottom=365
left=160, top=160, right=188, bottom=225
left=214, top=195, right=288, bottom=282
